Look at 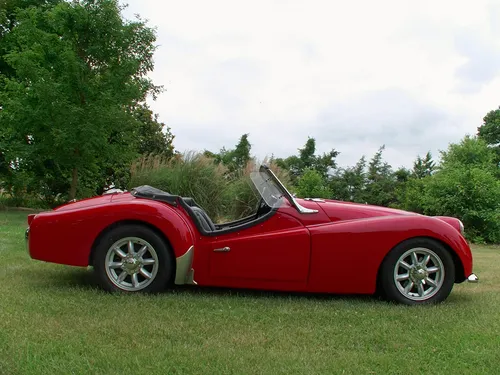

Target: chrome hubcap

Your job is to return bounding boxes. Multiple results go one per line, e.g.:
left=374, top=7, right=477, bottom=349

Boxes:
left=394, top=247, right=444, bottom=301
left=105, top=237, right=159, bottom=291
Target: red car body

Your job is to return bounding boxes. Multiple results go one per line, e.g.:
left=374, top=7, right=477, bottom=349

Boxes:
left=27, top=177, right=474, bottom=297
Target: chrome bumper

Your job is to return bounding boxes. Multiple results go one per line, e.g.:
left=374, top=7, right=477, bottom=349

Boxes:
left=467, top=273, right=479, bottom=283
left=25, top=228, right=30, bottom=255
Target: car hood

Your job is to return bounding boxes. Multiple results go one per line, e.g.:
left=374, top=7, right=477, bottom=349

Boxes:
left=298, top=198, right=463, bottom=234
left=298, top=198, right=418, bottom=222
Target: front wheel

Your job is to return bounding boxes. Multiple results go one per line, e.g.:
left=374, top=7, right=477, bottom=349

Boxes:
left=379, top=238, right=455, bottom=305
left=93, top=225, right=173, bottom=293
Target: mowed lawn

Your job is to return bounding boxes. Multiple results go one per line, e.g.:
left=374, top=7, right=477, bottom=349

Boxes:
left=1, top=211, right=499, bottom=375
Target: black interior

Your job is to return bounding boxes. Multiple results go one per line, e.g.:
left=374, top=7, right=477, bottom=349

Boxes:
left=131, top=185, right=276, bottom=236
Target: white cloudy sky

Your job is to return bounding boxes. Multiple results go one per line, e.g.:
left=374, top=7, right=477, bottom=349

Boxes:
left=122, top=0, right=500, bottom=168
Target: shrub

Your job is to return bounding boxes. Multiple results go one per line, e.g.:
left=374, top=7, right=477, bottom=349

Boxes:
left=130, top=154, right=292, bottom=222
left=295, top=168, right=332, bottom=199
left=130, top=152, right=230, bottom=220
left=422, top=167, right=500, bottom=243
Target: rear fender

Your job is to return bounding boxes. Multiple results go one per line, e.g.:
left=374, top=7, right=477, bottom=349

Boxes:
left=28, top=200, right=196, bottom=268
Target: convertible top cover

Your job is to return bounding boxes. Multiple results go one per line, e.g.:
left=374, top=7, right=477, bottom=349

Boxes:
left=131, top=185, right=179, bottom=206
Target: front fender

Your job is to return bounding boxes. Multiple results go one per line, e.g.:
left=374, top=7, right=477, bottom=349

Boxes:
left=306, top=215, right=473, bottom=294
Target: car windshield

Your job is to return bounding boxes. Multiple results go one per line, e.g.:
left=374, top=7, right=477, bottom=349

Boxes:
left=250, top=169, right=284, bottom=208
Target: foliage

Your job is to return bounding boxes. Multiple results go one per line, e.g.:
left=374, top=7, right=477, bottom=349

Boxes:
left=275, top=137, right=339, bottom=182
left=361, top=146, right=396, bottom=206
left=478, top=106, right=500, bottom=146
left=329, top=156, right=366, bottom=202
left=0, top=0, right=161, bottom=200
left=130, top=153, right=291, bottom=222
left=134, top=103, right=175, bottom=158
left=130, top=153, right=230, bottom=220
left=295, top=168, right=332, bottom=199
left=204, top=134, right=252, bottom=173
left=423, top=167, right=500, bottom=243
left=421, top=137, right=500, bottom=243
left=412, top=151, right=435, bottom=178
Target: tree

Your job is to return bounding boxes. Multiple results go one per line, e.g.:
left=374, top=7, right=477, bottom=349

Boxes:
left=0, top=0, right=160, bottom=200
left=296, top=168, right=332, bottom=199
left=423, top=137, right=500, bottom=243
left=329, top=156, right=366, bottom=202
left=478, top=106, right=500, bottom=146
left=478, top=106, right=500, bottom=166
left=362, top=146, right=396, bottom=206
left=275, top=137, right=339, bottom=181
left=204, top=134, right=252, bottom=172
left=412, top=151, right=435, bottom=178
left=134, top=104, right=175, bottom=157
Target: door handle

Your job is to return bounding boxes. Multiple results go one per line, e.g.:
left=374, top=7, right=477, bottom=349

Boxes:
left=213, top=246, right=230, bottom=252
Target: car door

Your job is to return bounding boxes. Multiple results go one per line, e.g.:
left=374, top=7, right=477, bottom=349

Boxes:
left=206, top=212, right=311, bottom=290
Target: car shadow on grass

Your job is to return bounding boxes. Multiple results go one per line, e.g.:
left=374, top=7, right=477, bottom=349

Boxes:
left=32, top=266, right=474, bottom=306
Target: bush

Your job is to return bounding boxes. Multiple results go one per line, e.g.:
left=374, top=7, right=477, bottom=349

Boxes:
left=295, top=168, right=332, bottom=199
left=422, top=167, right=500, bottom=243
left=130, top=154, right=292, bottom=222
left=130, top=153, right=230, bottom=220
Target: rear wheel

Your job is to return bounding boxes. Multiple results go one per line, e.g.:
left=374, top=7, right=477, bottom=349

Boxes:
left=379, top=238, right=455, bottom=305
left=93, top=225, right=173, bottom=293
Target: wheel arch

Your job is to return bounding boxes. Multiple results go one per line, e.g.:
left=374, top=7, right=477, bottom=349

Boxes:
left=376, top=236, right=466, bottom=291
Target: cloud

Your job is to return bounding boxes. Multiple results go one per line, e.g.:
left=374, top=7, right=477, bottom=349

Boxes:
left=122, top=0, right=500, bottom=169
left=454, top=32, right=500, bottom=93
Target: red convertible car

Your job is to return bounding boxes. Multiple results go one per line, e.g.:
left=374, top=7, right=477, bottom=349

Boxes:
left=26, top=165, right=478, bottom=305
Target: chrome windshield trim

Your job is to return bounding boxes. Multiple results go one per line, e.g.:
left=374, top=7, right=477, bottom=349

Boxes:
left=261, top=165, right=319, bottom=214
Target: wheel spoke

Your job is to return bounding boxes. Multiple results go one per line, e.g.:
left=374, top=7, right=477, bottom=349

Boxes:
left=411, top=252, right=419, bottom=265
left=117, top=271, right=127, bottom=283
left=131, top=273, right=139, bottom=288
left=139, top=267, right=152, bottom=279
left=399, top=261, right=412, bottom=270
left=425, top=277, right=437, bottom=287
left=142, top=258, right=155, bottom=266
left=422, top=254, right=431, bottom=266
left=396, top=273, right=410, bottom=282
left=417, top=283, right=425, bottom=297
left=427, top=266, right=439, bottom=274
left=136, top=245, right=148, bottom=258
left=128, top=240, right=135, bottom=255
left=109, top=262, right=122, bottom=269
left=114, top=247, right=127, bottom=258
left=404, top=281, right=414, bottom=294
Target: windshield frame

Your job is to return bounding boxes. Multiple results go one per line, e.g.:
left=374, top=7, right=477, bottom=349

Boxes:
left=250, top=165, right=319, bottom=214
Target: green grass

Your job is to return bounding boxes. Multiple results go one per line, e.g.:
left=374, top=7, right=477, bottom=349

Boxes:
left=1, top=211, right=499, bottom=375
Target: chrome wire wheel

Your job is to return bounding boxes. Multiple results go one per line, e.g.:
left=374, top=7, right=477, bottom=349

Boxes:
left=104, top=237, right=159, bottom=292
left=394, top=247, right=445, bottom=301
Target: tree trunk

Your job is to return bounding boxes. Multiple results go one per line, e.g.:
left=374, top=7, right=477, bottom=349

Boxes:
left=69, top=167, right=78, bottom=200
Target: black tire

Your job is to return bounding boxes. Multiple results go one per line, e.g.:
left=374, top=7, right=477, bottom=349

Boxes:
left=379, top=238, right=455, bottom=305
left=93, top=224, right=173, bottom=293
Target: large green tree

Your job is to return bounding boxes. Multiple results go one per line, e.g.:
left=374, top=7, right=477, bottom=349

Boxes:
left=0, top=0, right=160, bottom=200
left=134, top=104, right=175, bottom=157
left=204, top=133, right=252, bottom=172
left=423, top=137, right=500, bottom=242
left=275, top=137, right=339, bottom=182
left=329, top=156, right=366, bottom=202
left=412, top=151, right=435, bottom=178
left=362, top=146, right=397, bottom=206
left=478, top=106, right=500, bottom=146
